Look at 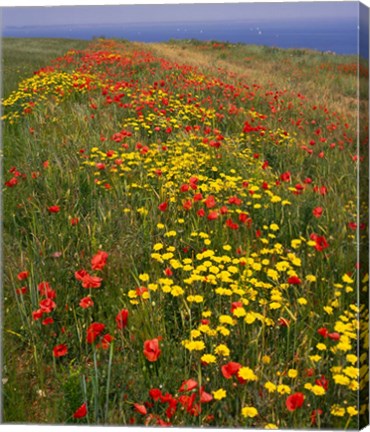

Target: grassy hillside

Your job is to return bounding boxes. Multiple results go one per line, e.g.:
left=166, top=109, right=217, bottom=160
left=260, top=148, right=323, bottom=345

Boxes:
left=2, top=37, right=368, bottom=427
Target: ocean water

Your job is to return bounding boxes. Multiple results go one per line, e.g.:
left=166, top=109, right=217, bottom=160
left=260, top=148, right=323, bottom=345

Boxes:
left=3, top=19, right=360, bottom=56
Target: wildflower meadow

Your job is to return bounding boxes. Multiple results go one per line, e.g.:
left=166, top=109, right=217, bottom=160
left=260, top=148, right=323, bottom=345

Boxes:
left=2, top=37, right=369, bottom=428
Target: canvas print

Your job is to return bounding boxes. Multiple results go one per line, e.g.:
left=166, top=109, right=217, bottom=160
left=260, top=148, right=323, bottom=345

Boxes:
left=1, top=1, right=369, bottom=428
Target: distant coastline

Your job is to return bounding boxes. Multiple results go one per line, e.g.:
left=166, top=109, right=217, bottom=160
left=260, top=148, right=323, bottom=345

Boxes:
left=2, top=19, right=360, bottom=55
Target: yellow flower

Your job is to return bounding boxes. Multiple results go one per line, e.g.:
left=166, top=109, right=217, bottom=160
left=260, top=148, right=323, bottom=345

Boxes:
left=214, top=344, right=230, bottom=357
left=153, top=243, right=164, bottom=251
left=332, top=374, right=350, bottom=386
left=277, top=385, right=291, bottom=395
left=264, top=382, right=276, bottom=393
left=238, top=367, right=258, bottom=381
left=309, top=355, right=322, bottom=362
left=297, top=297, right=307, bottom=305
left=288, top=369, right=298, bottom=378
left=310, top=385, right=326, bottom=396
left=201, top=354, right=217, bottom=364
left=306, top=274, right=317, bottom=282
left=342, top=274, right=354, bottom=284
left=331, top=405, right=346, bottom=417
left=291, top=239, right=301, bottom=249
left=316, top=343, right=327, bottom=351
left=343, top=366, right=359, bottom=379
left=262, top=355, right=271, bottom=364
left=270, top=223, right=279, bottom=231
left=212, top=388, right=226, bottom=400
left=265, top=423, right=278, bottom=429
left=347, top=406, right=358, bottom=416
left=241, top=406, right=258, bottom=418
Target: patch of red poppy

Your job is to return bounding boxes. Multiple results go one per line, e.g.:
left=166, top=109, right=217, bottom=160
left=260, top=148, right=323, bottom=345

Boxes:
left=286, top=392, right=305, bottom=411
left=143, top=338, right=161, bottom=362
left=53, top=344, right=68, bottom=358
left=91, top=250, right=108, bottom=271
left=116, top=308, right=129, bottom=330
left=73, top=402, right=87, bottom=419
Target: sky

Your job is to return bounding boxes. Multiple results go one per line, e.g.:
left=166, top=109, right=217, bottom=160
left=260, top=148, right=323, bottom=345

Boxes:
left=2, top=1, right=360, bottom=27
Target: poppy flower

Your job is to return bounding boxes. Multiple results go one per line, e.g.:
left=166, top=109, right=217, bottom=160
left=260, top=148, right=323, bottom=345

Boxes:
left=328, top=332, right=340, bottom=341
left=149, top=388, right=162, bottom=401
left=313, top=207, right=323, bottom=218
left=143, top=338, right=161, bottom=362
left=286, top=392, right=305, bottom=411
left=16, top=286, right=27, bottom=295
left=86, top=322, right=105, bottom=344
left=32, top=309, right=44, bottom=320
left=79, top=296, right=94, bottom=309
left=48, top=205, right=60, bottom=213
left=179, top=379, right=198, bottom=392
left=133, top=403, right=147, bottom=415
left=221, top=362, right=242, bottom=379
left=91, top=250, right=108, bottom=271
left=39, top=298, right=56, bottom=313
left=70, top=217, right=79, bottom=226
left=116, top=308, right=129, bottom=330
left=158, top=202, right=168, bottom=212
left=42, top=317, right=54, bottom=326
left=17, top=271, right=29, bottom=281
left=81, top=273, right=103, bottom=289
left=98, top=334, right=114, bottom=350
left=310, top=233, right=329, bottom=251
left=287, top=275, right=301, bottom=285
left=73, top=402, right=87, bottom=419
left=53, top=344, right=68, bottom=358
left=311, top=409, right=323, bottom=425
left=199, top=387, right=213, bottom=403
left=207, top=211, right=219, bottom=220
left=280, top=171, right=291, bottom=182
left=317, top=327, right=329, bottom=338
left=204, top=195, right=216, bottom=209
left=315, top=375, right=329, bottom=391
left=75, top=269, right=88, bottom=281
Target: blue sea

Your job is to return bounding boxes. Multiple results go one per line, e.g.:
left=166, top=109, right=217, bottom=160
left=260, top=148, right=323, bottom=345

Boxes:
left=2, top=19, right=364, bottom=56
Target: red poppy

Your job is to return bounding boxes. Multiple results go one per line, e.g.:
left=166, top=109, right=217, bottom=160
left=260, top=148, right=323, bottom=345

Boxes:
left=193, top=193, right=203, bottom=202
left=48, top=205, right=60, bottom=213
left=287, top=275, right=301, bottom=285
left=134, top=403, right=147, bottom=415
left=16, top=286, right=27, bottom=295
left=221, top=362, right=242, bottom=379
left=39, top=298, right=56, bottom=313
left=73, top=402, right=87, bottom=419
left=75, top=269, right=88, bottom=281
left=280, top=171, right=291, bottom=182
left=328, top=332, right=340, bottom=341
left=86, top=322, right=105, bottom=344
left=286, top=392, right=305, bottom=411
left=149, top=388, right=162, bottom=401
left=158, top=202, right=168, bottom=212
left=179, top=379, right=198, bottom=392
left=199, top=387, right=213, bottom=403
left=32, top=309, right=44, bottom=320
left=312, top=207, right=323, bottom=218
left=317, top=327, right=329, bottom=338
left=143, top=338, right=161, bottom=362
left=197, top=209, right=205, bottom=217
left=5, top=177, right=18, bottom=188
left=17, top=271, right=29, bottom=281
left=98, top=333, right=114, bottom=350
left=79, top=296, right=94, bottom=309
left=310, top=233, right=329, bottom=251
left=311, top=409, right=323, bottom=425
left=315, top=375, right=329, bottom=391
left=204, top=195, right=216, bottom=209
left=116, top=308, right=129, bottom=329
left=53, top=344, right=68, bottom=358
left=207, top=211, right=219, bottom=220
left=70, top=217, right=79, bottom=226
left=91, top=250, right=108, bottom=271
left=42, top=317, right=54, bottom=326
left=81, top=273, right=103, bottom=289
left=230, top=301, right=243, bottom=313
